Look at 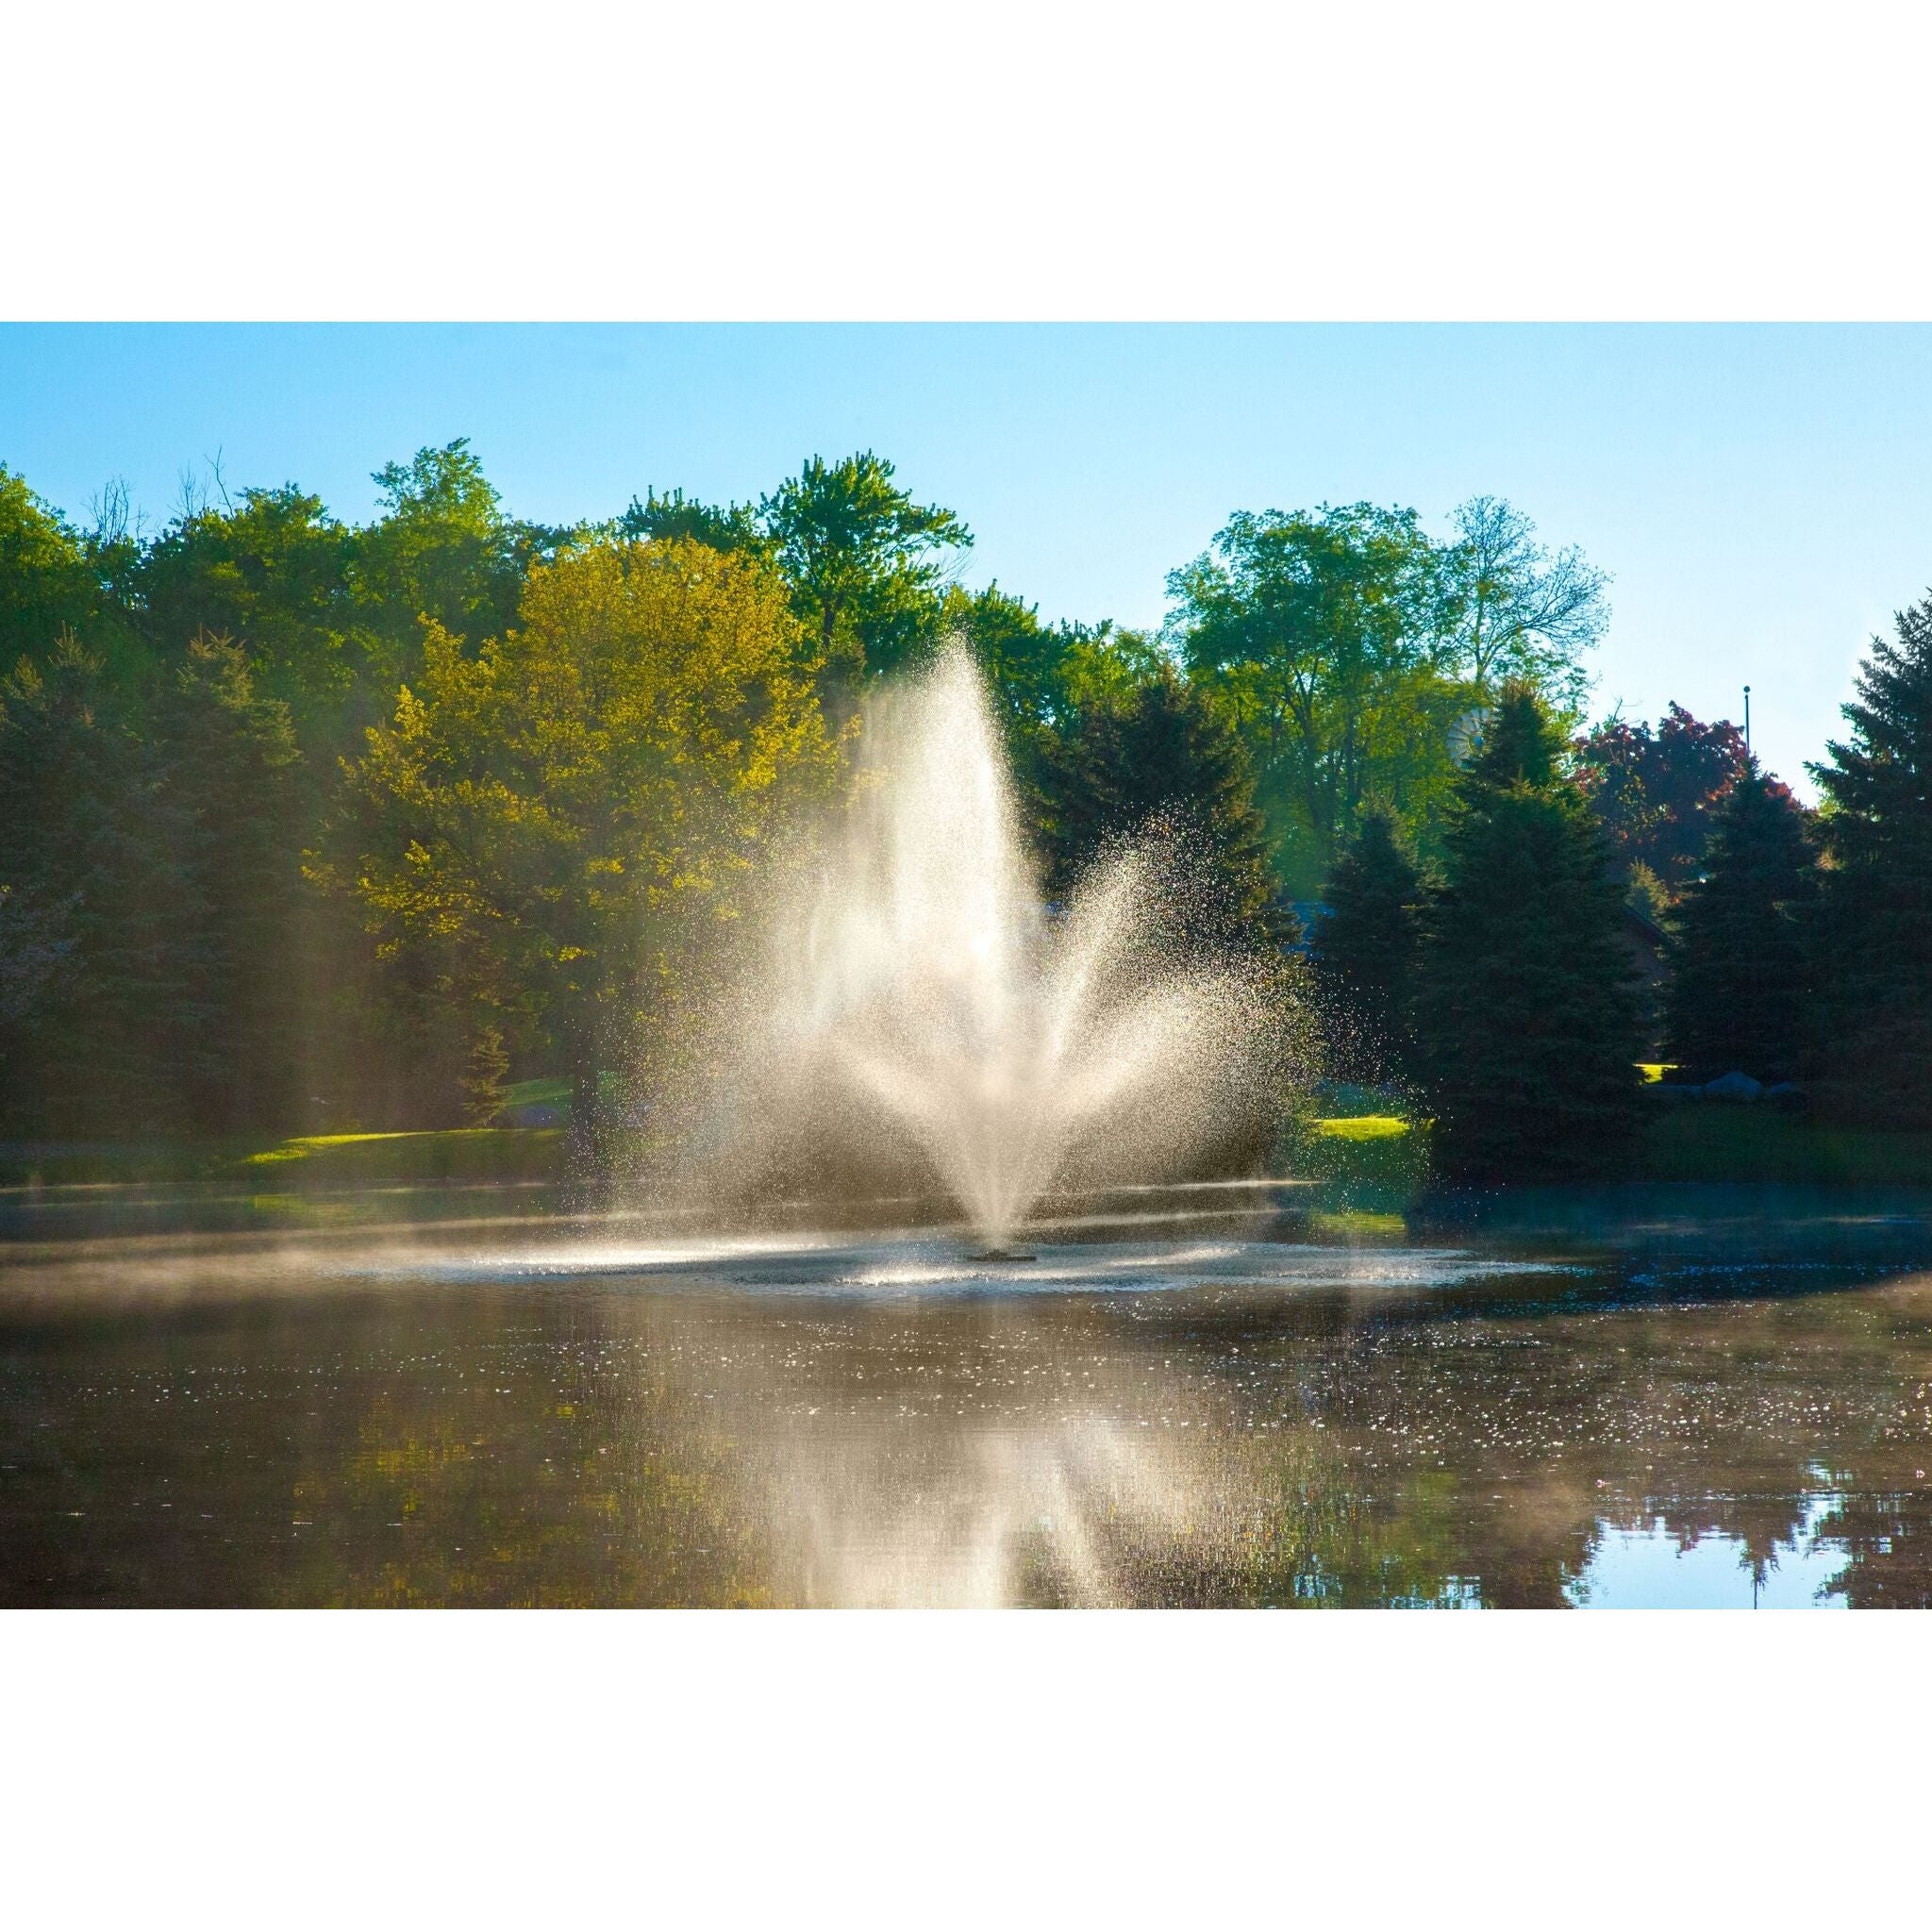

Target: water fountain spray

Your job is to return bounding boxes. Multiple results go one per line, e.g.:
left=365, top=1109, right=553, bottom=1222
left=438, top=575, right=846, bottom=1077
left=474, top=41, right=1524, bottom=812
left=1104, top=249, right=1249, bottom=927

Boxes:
left=695, top=642, right=1294, bottom=1255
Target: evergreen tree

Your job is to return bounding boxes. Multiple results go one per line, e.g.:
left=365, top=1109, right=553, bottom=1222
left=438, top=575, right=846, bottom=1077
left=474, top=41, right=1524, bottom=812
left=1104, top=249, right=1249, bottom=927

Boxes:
left=150, top=635, right=307, bottom=1131
left=1312, top=805, right=1422, bottom=1085
left=1806, top=592, right=1932, bottom=1124
left=1033, top=660, right=1292, bottom=955
left=1661, top=764, right=1814, bottom=1084
left=1415, top=682, right=1644, bottom=1182
left=0, top=636, right=194, bottom=1133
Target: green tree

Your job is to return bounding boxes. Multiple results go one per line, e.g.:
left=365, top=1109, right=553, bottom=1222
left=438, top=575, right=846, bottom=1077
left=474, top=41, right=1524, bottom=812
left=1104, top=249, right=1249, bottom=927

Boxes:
left=1167, top=502, right=1461, bottom=894
left=0, top=466, right=138, bottom=679
left=1661, top=765, right=1814, bottom=1085
left=149, top=634, right=308, bottom=1130
left=336, top=534, right=836, bottom=1150
left=1033, top=659, right=1290, bottom=954
left=1311, top=805, right=1423, bottom=1086
left=934, top=584, right=1166, bottom=833
left=621, top=487, right=767, bottom=558
left=0, top=636, right=193, bottom=1132
left=1440, top=495, right=1609, bottom=708
left=758, top=451, right=971, bottom=700
left=136, top=484, right=358, bottom=747
left=1806, top=592, right=1932, bottom=1124
left=351, top=440, right=567, bottom=695
left=1415, top=683, right=1644, bottom=1182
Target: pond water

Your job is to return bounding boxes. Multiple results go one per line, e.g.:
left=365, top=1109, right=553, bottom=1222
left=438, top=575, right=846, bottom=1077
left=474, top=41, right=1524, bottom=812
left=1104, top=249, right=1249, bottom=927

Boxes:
left=4, top=1185, right=1931, bottom=1607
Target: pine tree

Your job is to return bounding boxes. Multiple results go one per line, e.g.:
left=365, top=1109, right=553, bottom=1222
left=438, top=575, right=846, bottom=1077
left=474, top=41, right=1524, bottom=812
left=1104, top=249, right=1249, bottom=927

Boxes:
left=1311, top=805, right=1422, bottom=1085
left=0, top=635, right=194, bottom=1133
left=1416, top=682, right=1644, bottom=1182
left=1034, top=661, right=1292, bottom=955
left=1807, top=592, right=1932, bottom=1124
left=1661, top=765, right=1814, bottom=1085
left=151, top=634, right=307, bottom=1132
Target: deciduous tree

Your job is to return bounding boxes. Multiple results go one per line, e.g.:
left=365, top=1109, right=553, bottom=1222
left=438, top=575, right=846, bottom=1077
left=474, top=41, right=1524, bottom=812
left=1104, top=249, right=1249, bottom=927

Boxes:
left=337, top=535, right=837, bottom=1147
left=1167, top=502, right=1461, bottom=894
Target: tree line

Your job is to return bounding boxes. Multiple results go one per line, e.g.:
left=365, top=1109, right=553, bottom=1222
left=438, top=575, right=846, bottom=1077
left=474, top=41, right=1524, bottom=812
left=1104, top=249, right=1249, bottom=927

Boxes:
left=1312, top=605, right=1932, bottom=1179
left=3, top=441, right=1928, bottom=1182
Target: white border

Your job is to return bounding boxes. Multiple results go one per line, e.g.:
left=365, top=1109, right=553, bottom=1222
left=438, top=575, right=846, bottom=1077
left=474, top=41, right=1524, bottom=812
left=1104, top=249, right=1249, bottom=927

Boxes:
left=8, top=4, right=1932, bottom=320
left=6, top=1609, right=1924, bottom=1924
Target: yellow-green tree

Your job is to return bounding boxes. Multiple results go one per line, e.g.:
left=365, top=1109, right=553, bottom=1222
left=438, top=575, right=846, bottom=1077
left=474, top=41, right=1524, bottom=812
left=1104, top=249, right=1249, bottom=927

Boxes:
left=336, top=534, right=837, bottom=1145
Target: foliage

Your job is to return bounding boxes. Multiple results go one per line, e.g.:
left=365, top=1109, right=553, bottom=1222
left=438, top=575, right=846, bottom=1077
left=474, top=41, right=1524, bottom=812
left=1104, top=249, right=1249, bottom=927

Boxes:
left=1805, top=592, right=1932, bottom=1124
left=1168, top=497, right=1606, bottom=895
left=353, top=439, right=571, bottom=690
left=336, top=533, right=837, bottom=1141
left=136, top=484, right=358, bottom=739
left=1031, top=658, right=1291, bottom=953
left=0, top=465, right=137, bottom=678
left=1168, top=502, right=1453, bottom=891
left=1438, top=495, right=1609, bottom=708
left=1414, top=682, right=1645, bottom=1182
left=623, top=452, right=972, bottom=713
left=758, top=451, right=970, bottom=698
left=0, top=629, right=307, bottom=1135
left=1311, top=804, right=1423, bottom=1085
left=621, top=486, right=767, bottom=558
left=0, top=636, right=180, bottom=1130
left=1661, top=764, right=1815, bottom=1083
left=1574, top=703, right=1751, bottom=897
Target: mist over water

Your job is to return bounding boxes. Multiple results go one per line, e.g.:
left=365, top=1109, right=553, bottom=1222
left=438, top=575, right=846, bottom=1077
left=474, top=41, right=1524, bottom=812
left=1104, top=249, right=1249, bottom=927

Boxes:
left=681, top=643, right=1296, bottom=1249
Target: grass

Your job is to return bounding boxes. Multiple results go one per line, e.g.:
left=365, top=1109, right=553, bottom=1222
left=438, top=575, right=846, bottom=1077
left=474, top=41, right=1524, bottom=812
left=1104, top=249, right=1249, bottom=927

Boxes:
left=1641, top=1104, right=1932, bottom=1185
left=16, top=1080, right=1932, bottom=1199
left=1287, top=1111, right=1431, bottom=1211
left=1281, top=1091, right=1932, bottom=1204
left=504, top=1075, right=574, bottom=1109
left=1310, top=1114, right=1412, bottom=1142
left=237, top=1128, right=565, bottom=1185
left=0, top=1126, right=565, bottom=1190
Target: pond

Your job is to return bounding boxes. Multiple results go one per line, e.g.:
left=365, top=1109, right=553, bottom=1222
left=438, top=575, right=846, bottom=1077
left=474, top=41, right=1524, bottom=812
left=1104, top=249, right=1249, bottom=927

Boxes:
left=4, top=1185, right=1931, bottom=1607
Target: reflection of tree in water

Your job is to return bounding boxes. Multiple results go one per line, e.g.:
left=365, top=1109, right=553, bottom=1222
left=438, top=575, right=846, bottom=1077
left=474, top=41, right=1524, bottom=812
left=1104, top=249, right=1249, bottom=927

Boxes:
left=6, top=1253, right=1932, bottom=1607
left=1807, top=1470, right=1932, bottom=1608
left=0, top=1281, right=776, bottom=1607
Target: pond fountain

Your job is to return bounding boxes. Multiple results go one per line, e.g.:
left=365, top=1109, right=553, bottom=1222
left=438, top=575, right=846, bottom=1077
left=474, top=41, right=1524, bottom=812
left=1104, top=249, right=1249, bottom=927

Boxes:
left=691, top=642, right=1291, bottom=1256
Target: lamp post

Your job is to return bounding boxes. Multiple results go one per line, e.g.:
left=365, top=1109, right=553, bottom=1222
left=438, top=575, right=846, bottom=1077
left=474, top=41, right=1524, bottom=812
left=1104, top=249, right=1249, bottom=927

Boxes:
left=1743, top=684, right=1751, bottom=758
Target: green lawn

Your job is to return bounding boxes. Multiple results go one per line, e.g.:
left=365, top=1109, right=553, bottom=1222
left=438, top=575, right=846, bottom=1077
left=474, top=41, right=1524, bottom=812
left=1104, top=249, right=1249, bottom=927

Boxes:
left=0, top=1126, right=565, bottom=1190
left=237, top=1128, right=565, bottom=1185
left=1287, top=1111, right=1431, bottom=1209
left=1641, top=1104, right=1932, bottom=1184
left=1282, top=1094, right=1932, bottom=1203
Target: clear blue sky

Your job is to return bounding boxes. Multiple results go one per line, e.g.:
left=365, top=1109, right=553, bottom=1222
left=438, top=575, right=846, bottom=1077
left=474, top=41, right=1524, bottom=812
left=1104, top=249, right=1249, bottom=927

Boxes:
left=6, top=324, right=1930, bottom=794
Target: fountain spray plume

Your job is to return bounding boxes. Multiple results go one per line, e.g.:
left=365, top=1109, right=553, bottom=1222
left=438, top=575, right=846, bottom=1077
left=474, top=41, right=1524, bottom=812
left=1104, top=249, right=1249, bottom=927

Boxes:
left=678, top=641, right=1307, bottom=1252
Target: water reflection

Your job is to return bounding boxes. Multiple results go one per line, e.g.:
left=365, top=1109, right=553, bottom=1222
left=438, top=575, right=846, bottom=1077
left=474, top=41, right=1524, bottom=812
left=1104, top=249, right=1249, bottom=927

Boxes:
left=4, top=1208, right=1932, bottom=1607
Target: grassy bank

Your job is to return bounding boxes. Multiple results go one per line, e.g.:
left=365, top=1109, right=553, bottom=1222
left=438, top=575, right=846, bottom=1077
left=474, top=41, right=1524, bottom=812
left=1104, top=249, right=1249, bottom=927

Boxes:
left=1285, top=1095, right=1932, bottom=1205
left=10, top=1092, right=1932, bottom=1204
left=0, top=1127, right=565, bottom=1190
left=1641, top=1105, right=1932, bottom=1184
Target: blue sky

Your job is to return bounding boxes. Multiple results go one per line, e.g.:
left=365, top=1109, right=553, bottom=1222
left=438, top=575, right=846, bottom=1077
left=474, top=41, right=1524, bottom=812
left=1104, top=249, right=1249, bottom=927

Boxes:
left=5, top=324, right=1930, bottom=793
